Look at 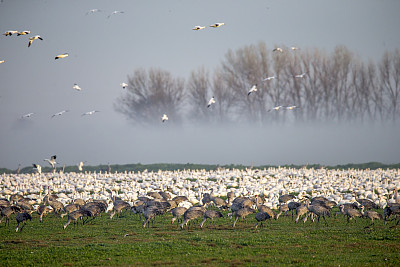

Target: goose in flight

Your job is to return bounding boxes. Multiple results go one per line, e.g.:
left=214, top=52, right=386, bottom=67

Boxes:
left=247, top=84, right=257, bottom=96
left=86, top=9, right=102, bottom=15
left=273, top=47, right=283, bottom=52
left=108, top=10, right=124, bottom=18
left=55, top=53, right=69, bottom=60
left=268, top=105, right=283, bottom=112
left=161, top=114, right=168, bottom=122
left=286, top=105, right=299, bottom=110
left=3, top=30, right=18, bottom=36
left=120, top=82, right=128, bottom=89
left=17, top=30, right=31, bottom=36
left=28, top=35, right=43, bottom=47
left=210, top=22, right=225, bottom=28
left=207, top=96, right=216, bottom=108
left=0, top=60, right=4, bottom=64
left=51, top=110, right=68, bottom=118
left=291, top=46, right=299, bottom=51
left=44, top=155, right=57, bottom=168
left=32, top=164, right=42, bottom=174
left=21, top=112, right=34, bottom=118
left=263, top=76, right=275, bottom=81
left=294, top=73, right=306, bottom=78
left=192, top=26, right=206, bottom=30
left=72, top=84, right=82, bottom=91
left=82, top=110, right=100, bottom=116
left=78, top=161, right=87, bottom=171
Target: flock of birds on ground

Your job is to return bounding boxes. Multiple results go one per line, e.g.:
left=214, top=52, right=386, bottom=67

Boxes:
left=2, top=11, right=304, bottom=123
left=1, top=166, right=400, bottom=232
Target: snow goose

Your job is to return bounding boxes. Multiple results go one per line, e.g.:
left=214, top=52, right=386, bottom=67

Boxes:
left=192, top=26, right=206, bottom=30
left=210, top=22, right=225, bottom=28
left=247, top=84, right=257, bottom=96
left=28, top=35, right=43, bottom=47
left=161, top=114, right=168, bottom=122
left=72, top=84, right=82, bottom=91
left=21, top=112, right=34, bottom=118
left=55, top=53, right=69, bottom=60
left=51, top=110, right=68, bottom=118
left=207, top=96, right=216, bottom=108
left=44, top=155, right=57, bottom=168
left=82, top=110, right=100, bottom=116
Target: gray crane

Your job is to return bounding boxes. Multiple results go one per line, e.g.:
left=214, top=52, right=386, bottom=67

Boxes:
left=37, top=205, right=52, bottom=223
left=15, top=212, right=32, bottom=232
left=63, top=209, right=91, bottom=229
left=360, top=205, right=382, bottom=226
left=180, top=208, right=205, bottom=229
left=306, top=202, right=331, bottom=225
left=110, top=200, right=131, bottom=219
left=276, top=203, right=289, bottom=219
left=60, top=204, right=81, bottom=218
left=232, top=207, right=255, bottom=227
left=142, top=206, right=161, bottom=228
left=254, top=212, right=272, bottom=228
left=257, top=205, right=275, bottom=220
left=171, top=207, right=187, bottom=224
left=200, top=210, right=224, bottom=228
left=295, top=204, right=308, bottom=223
left=279, top=194, right=296, bottom=203
left=339, top=204, right=362, bottom=224
left=0, top=206, right=21, bottom=226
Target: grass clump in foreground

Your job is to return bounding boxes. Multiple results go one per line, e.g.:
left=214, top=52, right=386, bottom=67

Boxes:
left=0, top=209, right=399, bottom=266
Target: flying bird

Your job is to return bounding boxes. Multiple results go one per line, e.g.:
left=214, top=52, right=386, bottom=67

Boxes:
left=192, top=26, right=206, bottom=30
left=291, top=46, right=299, bottom=51
left=108, top=10, right=124, bottom=18
left=3, top=30, right=18, bottom=36
left=294, top=73, right=306, bottom=78
left=161, top=114, right=168, bottom=122
left=78, top=161, right=87, bottom=171
left=28, top=35, right=43, bottom=47
left=0, top=60, right=5, bottom=64
left=51, top=110, right=68, bottom=118
left=268, top=105, right=283, bottom=112
left=82, top=110, right=100, bottom=116
left=273, top=47, right=283, bottom=52
left=55, top=53, right=69, bottom=60
left=120, top=82, right=128, bottom=89
left=44, top=155, right=57, bottom=168
left=286, top=105, right=299, bottom=110
left=72, top=84, right=82, bottom=91
left=263, top=76, right=275, bottom=81
left=21, top=112, right=34, bottom=118
left=207, top=96, right=216, bottom=108
left=247, top=84, right=258, bottom=96
left=86, top=9, right=102, bottom=15
left=17, top=30, right=31, bottom=36
left=32, top=164, right=42, bottom=174
left=210, top=22, right=225, bottom=28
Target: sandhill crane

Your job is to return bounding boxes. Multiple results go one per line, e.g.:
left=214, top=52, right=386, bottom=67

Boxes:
left=44, top=155, right=57, bottom=168
left=278, top=194, right=296, bottom=203
left=247, top=84, right=257, bottom=96
left=110, top=200, right=131, bottom=219
left=356, top=198, right=378, bottom=209
left=171, top=207, right=187, bottom=224
left=63, top=209, right=91, bottom=229
left=15, top=212, right=32, bottom=232
left=295, top=204, right=308, bottom=223
left=210, top=22, right=225, bottom=28
left=227, top=192, right=235, bottom=206
left=172, top=196, right=188, bottom=205
left=276, top=204, right=289, bottom=219
left=0, top=206, right=21, bottom=226
left=287, top=201, right=301, bottom=219
left=210, top=196, right=226, bottom=208
left=200, top=210, right=224, bottom=228
left=360, top=205, right=382, bottom=226
left=207, top=96, right=215, bottom=108
left=28, top=35, right=43, bottom=47
left=55, top=53, right=69, bottom=60
left=37, top=205, right=52, bottom=223
left=60, top=204, right=80, bottom=218
left=142, top=206, right=160, bottom=228
left=339, top=204, right=362, bottom=224
left=254, top=212, right=272, bottom=228
left=180, top=208, right=205, bottom=229
left=232, top=207, right=255, bottom=227
left=192, top=26, right=206, bottom=30
left=384, top=204, right=400, bottom=224
left=306, top=202, right=331, bottom=225
left=258, top=205, right=275, bottom=220
left=159, top=191, right=171, bottom=201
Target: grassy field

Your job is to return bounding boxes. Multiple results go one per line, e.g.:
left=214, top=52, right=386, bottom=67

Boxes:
left=0, top=208, right=399, bottom=266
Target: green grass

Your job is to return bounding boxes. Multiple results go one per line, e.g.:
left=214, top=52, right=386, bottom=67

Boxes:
left=0, top=209, right=399, bottom=266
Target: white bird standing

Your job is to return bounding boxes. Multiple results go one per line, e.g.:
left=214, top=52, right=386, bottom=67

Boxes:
left=82, top=110, right=100, bottom=116
left=28, top=35, right=43, bottom=47
left=192, top=26, right=206, bottom=30
left=51, top=110, right=68, bottom=118
left=161, top=114, right=168, bottom=122
left=21, top=112, right=34, bottom=118
left=210, top=23, right=225, bottom=28
left=207, top=96, right=216, bottom=108
left=108, top=11, right=124, bottom=18
left=73, top=84, right=82, bottom=91
left=120, top=82, right=128, bottom=89
left=44, top=155, right=57, bottom=168
left=247, top=84, right=258, bottom=96
left=55, top=53, right=69, bottom=60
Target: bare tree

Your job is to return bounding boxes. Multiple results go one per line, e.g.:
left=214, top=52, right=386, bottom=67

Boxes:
left=115, top=68, right=185, bottom=125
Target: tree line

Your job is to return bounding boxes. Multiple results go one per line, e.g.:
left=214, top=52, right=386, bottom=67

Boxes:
left=115, top=42, right=400, bottom=126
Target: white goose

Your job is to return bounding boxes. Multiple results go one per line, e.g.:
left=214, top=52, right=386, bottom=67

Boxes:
left=192, top=26, right=206, bottom=30
left=210, top=22, right=225, bottom=28
left=55, top=53, right=69, bottom=60
left=28, top=35, right=43, bottom=47
left=17, top=30, right=31, bottom=36
left=268, top=105, right=283, bottom=112
left=107, top=11, right=124, bottom=18
left=207, top=96, right=216, bottom=108
left=73, top=84, right=82, bottom=91
left=263, top=76, right=275, bottom=81
left=161, top=114, right=168, bottom=122
left=44, top=155, right=57, bottom=168
left=82, top=110, right=100, bottom=116
left=3, top=30, right=18, bottom=36
left=21, top=112, right=34, bottom=118
left=51, top=110, right=68, bottom=118
left=247, top=84, right=257, bottom=96
left=120, top=82, right=128, bottom=89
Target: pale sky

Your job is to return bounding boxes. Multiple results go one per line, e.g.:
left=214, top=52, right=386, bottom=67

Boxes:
left=1, top=0, right=400, bottom=169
